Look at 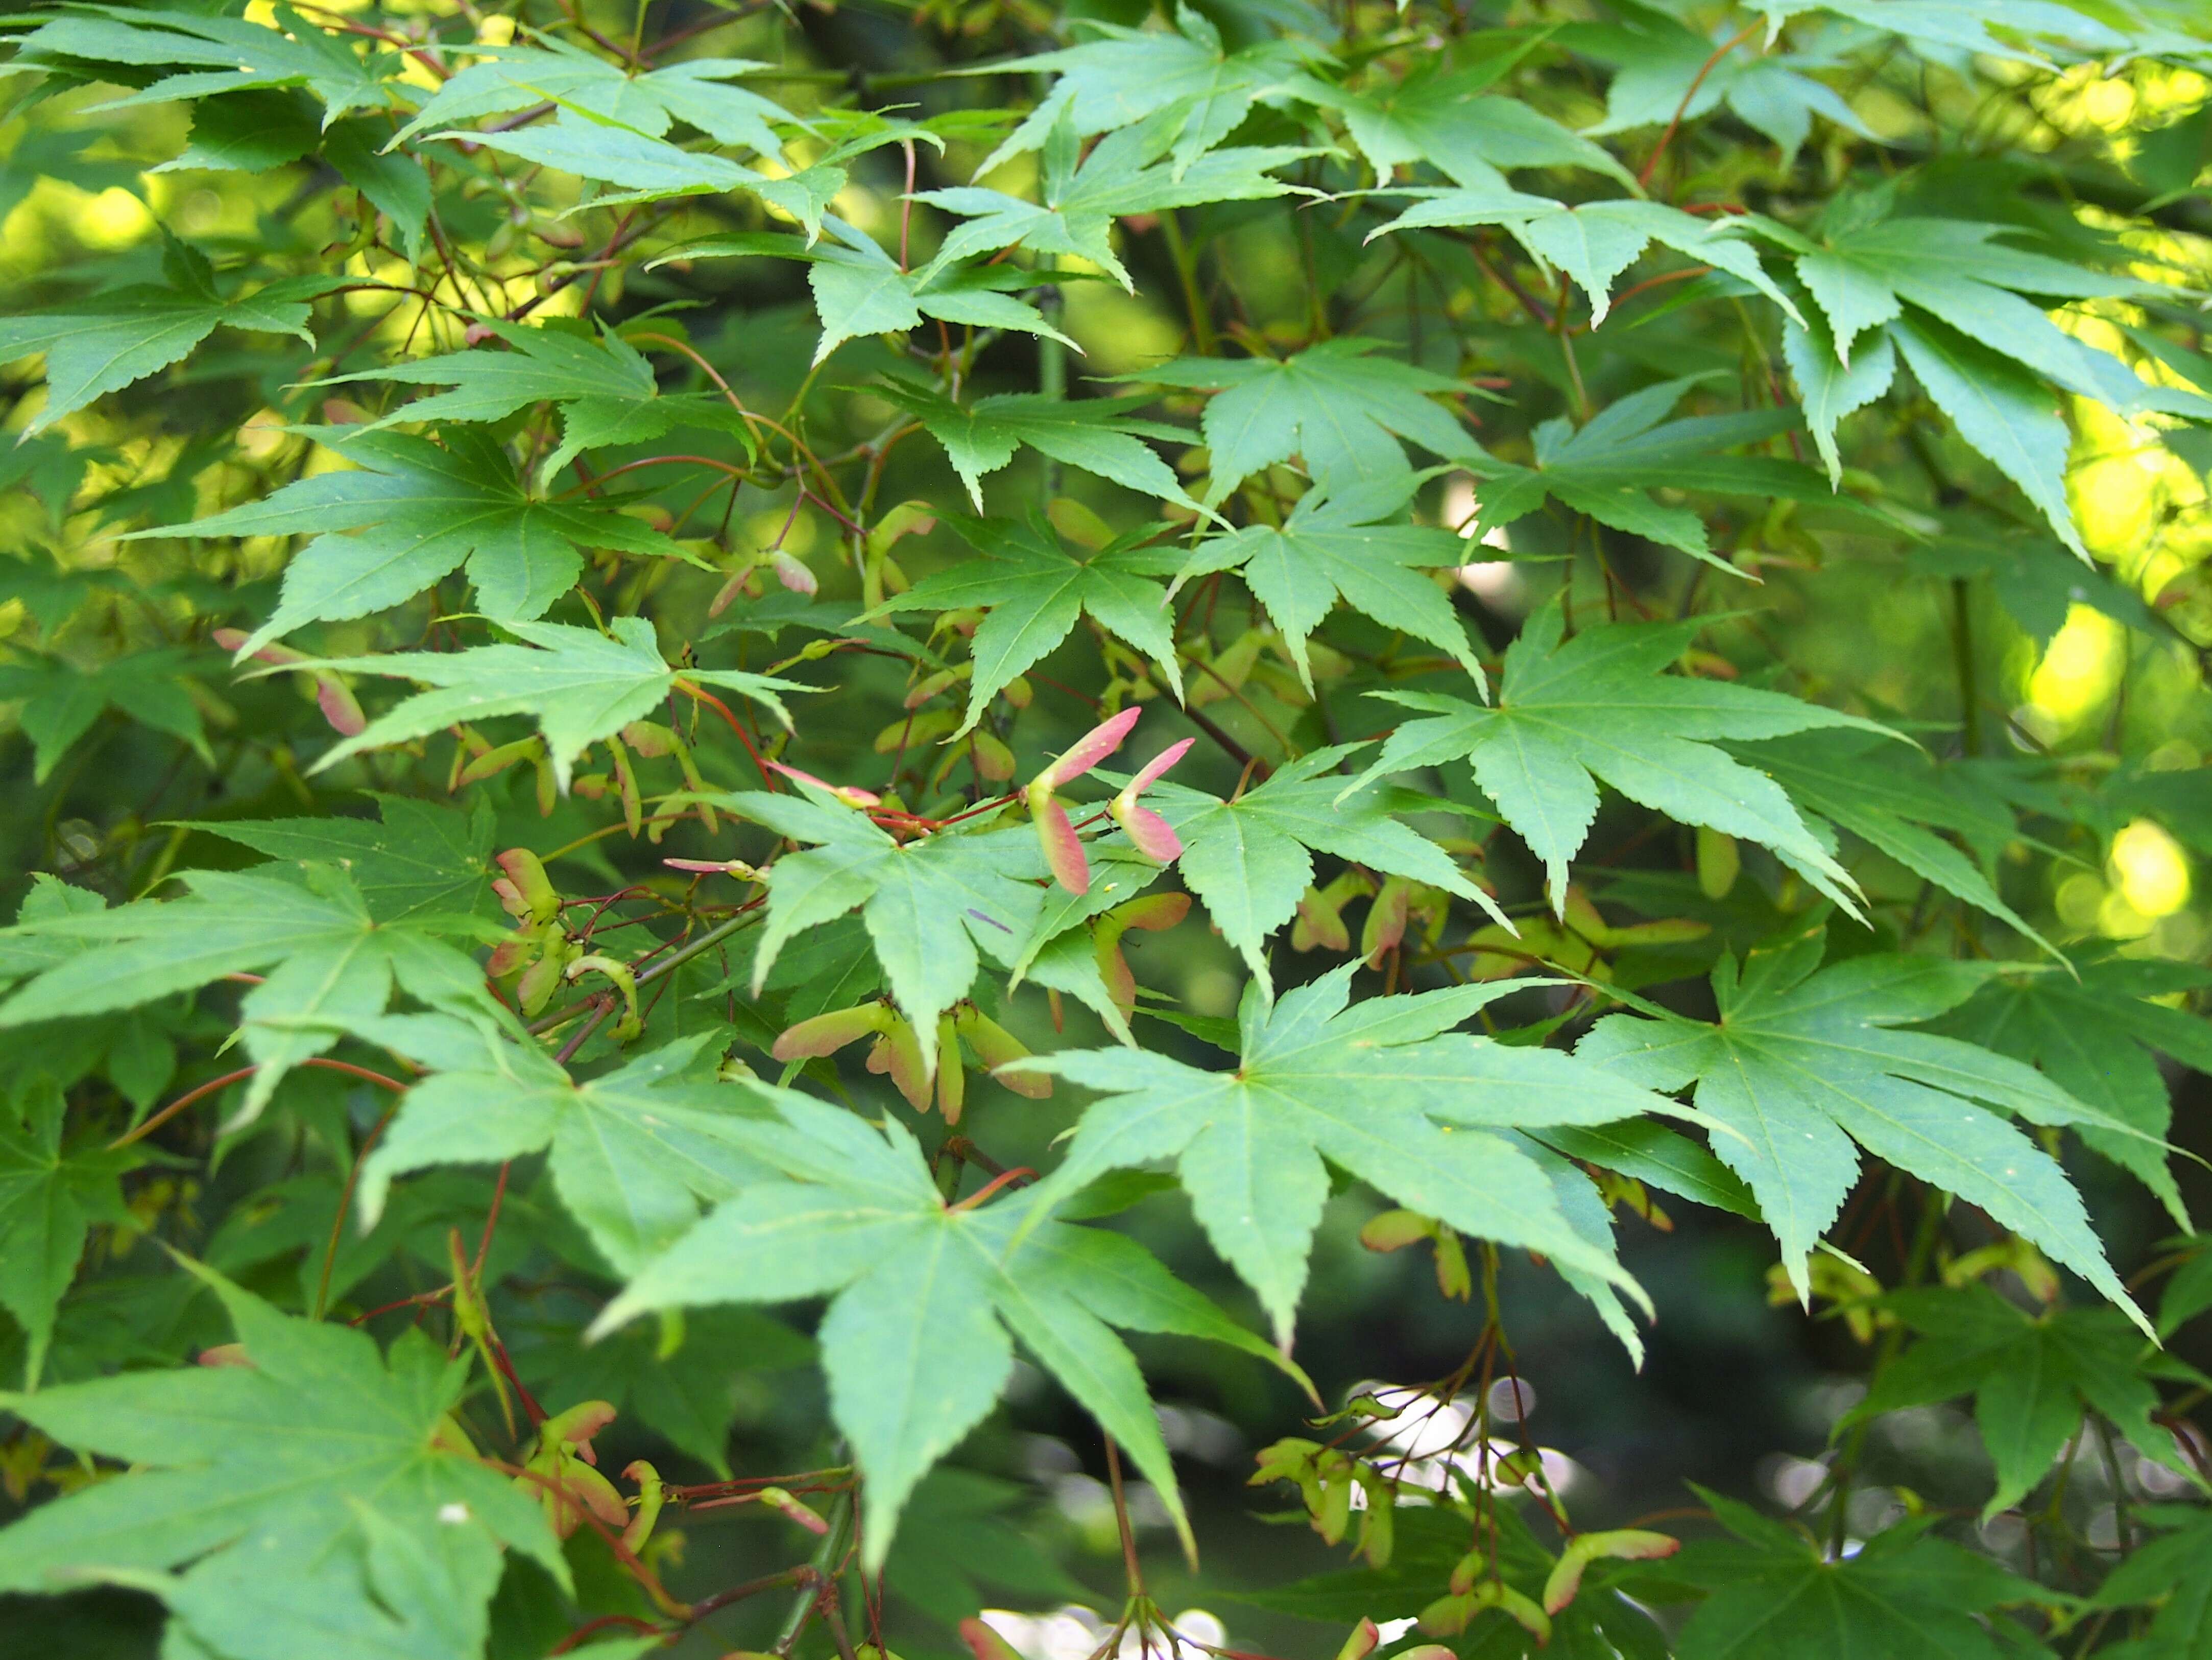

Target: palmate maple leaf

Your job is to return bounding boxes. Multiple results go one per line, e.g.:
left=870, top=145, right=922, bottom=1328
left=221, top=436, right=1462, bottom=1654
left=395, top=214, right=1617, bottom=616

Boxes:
left=1295, top=45, right=1634, bottom=187
left=182, top=793, right=495, bottom=923
left=1726, top=727, right=2055, bottom=955
left=432, top=119, right=848, bottom=239
left=1132, top=337, right=1481, bottom=503
left=0, top=859, right=496, bottom=1128
left=914, top=103, right=1315, bottom=292
left=0, top=1265, right=565, bottom=1660
left=1641, top=1489, right=2050, bottom=1660
left=302, top=615, right=802, bottom=792
left=1367, top=177, right=1800, bottom=326
left=358, top=1023, right=781, bottom=1274
left=1935, top=956, right=2212, bottom=1226
left=1577, top=928, right=2151, bottom=1323
left=1458, top=376, right=1843, bottom=571
left=147, top=427, right=704, bottom=655
left=1341, top=604, right=1890, bottom=914
left=0, top=1080, right=134, bottom=1389
left=973, top=2, right=1318, bottom=177
left=592, top=1083, right=1304, bottom=1566
left=721, top=783, right=1123, bottom=1077
left=391, top=34, right=800, bottom=157
left=649, top=225, right=1073, bottom=366
left=312, top=318, right=754, bottom=482
left=1170, top=480, right=1485, bottom=691
left=1569, top=7, right=1874, bottom=163
left=873, top=381, right=1199, bottom=512
left=14, top=3, right=399, bottom=120
left=1759, top=204, right=2203, bottom=548
left=1131, top=745, right=1510, bottom=987
left=1842, top=1285, right=2189, bottom=1518
left=870, top=512, right=1183, bottom=732
left=0, top=645, right=213, bottom=782
left=1016, top=962, right=1686, bottom=1341
left=0, top=235, right=337, bottom=436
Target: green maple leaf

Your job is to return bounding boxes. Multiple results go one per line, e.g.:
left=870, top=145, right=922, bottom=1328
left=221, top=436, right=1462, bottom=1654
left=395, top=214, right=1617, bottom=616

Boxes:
left=1907, top=525, right=2157, bottom=647
left=435, top=118, right=847, bottom=239
left=0, top=437, right=94, bottom=537
left=147, top=89, right=432, bottom=258
left=1298, top=46, right=1635, bottom=187
left=1763, top=0, right=2123, bottom=62
left=880, top=1470, right=1086, bottom=1627
left=1646, top=1492, right=2047, bottom=1659
left=1845, top=1285, right=2187, bottom=1518
left=1459, top=376, right=1841, bottom=571
left=393, top=35, right=799, bottom=157
left=1368, top=178, right=1799, bottom=326
left=0, top=645, right=212, bottom=782
left=0, top=125, right=143, bottom=227
left=0, top=864, right=494, bottom=1126
left=0, top=235, right=332, bottom=435
left=1576, top=928, right=2147, bottom=1322
left=1539, top=1117, right=1759, bottom=1220
left=1133, top=337, right=1479, bottom=504
left=977, top=4, right=1318, bottom=176
left=314, top=319, right=752, bottom=482
left=915, top=104, right=1314, bottom=292
left=1571, top=8, right=1874, bottom=163
left=0, top=1266, right=564, bottom=1657
left=1171, top=480, right=1482, bottom=691
left=1761, top=208, right=2185, bottom=550
left=722, top=786, right=1071, bottom=1074
left=0, top=1080, right=134, bottom=1388
left=1778, top=302, right=1900, bottom=486
left=1936, top=957, right=2212, bottom=1228
left=871, top=512, right=1183, bottom=732
left=1893, top=315, right=2092, bottom=556
left=182, top=793, right=495, bottom=924
left=143, top=428, right=702, bottom=655
left=0, top=880, right=185, bottom=1113
left=303, top=615, right=801, bottom=791
left=1343, top=604, right=1887, bottom=913
left=873, top=380, right=1198, bottom=511
left=1725, top=728, right=2055, bottom=954
left=15, top=4, right=398, bottom=120
left=359, top=1024, right=781, bottom=1274
left=650, top=225, right=1074, bottom=366
left=1135, top=744, right=1510, bottom=986
left=591, top=1082, right=1304, bottom=1566
left=1018, top=962, right=1676, bottom=1340
left=1776, top=212, right=2147, bottom=399
left=2090, top=1504, right=2212, bottom=1646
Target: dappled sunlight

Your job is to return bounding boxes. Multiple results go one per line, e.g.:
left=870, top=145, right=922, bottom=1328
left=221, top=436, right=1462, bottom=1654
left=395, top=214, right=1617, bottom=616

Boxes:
left=2111, top=818, right=2191, bottom=919
left=2024, top=604, right=2125, bottom=733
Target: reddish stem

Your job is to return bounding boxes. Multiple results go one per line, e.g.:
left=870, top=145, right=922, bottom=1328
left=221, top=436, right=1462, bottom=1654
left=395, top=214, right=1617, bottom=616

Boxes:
left=947, top=1167, right=1038, bottom=1212
left=549, top=1616, right=661, bottom=1654
left=675, top=678, right=779, bottom=789
left=473, top=1160, right=511, bottom=1276
left=112, top=1057, right=407, bottom=1150
left=1639, top=21, right=1760, bottom=190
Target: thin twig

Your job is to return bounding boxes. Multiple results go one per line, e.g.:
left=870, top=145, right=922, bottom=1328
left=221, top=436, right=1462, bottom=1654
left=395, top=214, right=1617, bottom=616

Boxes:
left=112, top=1058, right=406, bottom=1150
left=1639, top=21, right=1760, bottom=189
left=310, top=1096, right=401, bottom=1319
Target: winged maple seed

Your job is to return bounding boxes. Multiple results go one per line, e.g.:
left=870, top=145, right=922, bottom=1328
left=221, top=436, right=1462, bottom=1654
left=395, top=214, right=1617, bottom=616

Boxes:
left=1024, top=706, right=1191, bottom=892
